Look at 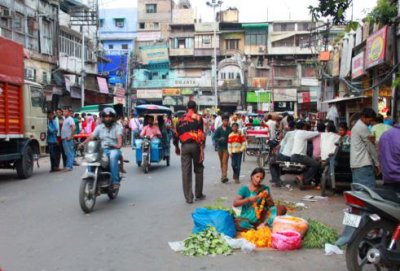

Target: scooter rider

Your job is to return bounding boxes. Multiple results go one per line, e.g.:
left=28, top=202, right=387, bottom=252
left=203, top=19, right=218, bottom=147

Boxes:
left=81, top=107, right=123, bottom=189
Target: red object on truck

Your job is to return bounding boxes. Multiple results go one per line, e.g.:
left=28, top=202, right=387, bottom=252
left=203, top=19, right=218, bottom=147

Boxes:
left=0, top=37, right=24, bottom=136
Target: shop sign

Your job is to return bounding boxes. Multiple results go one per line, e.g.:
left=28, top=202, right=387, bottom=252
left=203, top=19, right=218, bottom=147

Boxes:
left=219, top=90, right=241, bottom=104
left=365, top=26, right=387, bottom=69
left=163, top=88, right=181, bottom=96
left=197, top=95, right=216, bottom=106
left=136, top=89, right=163, bottom=99
left=351, top=51, right=365, bottom=79
left=181, top=88, right=194, bottom=95
left=298, top=88, right=318, bottom=103
left=97, top=77, right=109, bottom=94
left=140, top=44, right=169, bottom=65
left=300, top=78, right=319, bottom=87
left=332, top=50, right=340, bottom=77
left=173, top=78, right=199, bottom=87
left=70, top=87, right=81, bottom=99
left=246, top=91, right=271, bottom=103
left=162, top=96, right=183, bottom=106
left=137, top=32, right=161, bottom=41
left=113, top=87, right=125, bottom=105
left=273, top=89, right=297, bottom=102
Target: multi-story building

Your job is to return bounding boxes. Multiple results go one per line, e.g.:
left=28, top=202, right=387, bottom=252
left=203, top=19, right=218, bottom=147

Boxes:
left=98, top=7, right=137, bottom=88
left=0, top=0, right=58, bottom=103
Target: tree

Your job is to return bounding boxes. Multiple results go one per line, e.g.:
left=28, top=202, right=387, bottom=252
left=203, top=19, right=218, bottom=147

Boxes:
left=308, top=0, right=353, bottom=25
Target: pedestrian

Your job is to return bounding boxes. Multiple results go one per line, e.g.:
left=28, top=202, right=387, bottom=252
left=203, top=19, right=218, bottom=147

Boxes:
left=214, top=110, right=223, bottom=130
left=371, top=114, right=391, bottom=143
left=379, top=123, right=400, bottom=192
left=264, top=114, right=277, bottom=140
left=47, top=110, right=60, bottom=172
left=228, top=122, right=246, bottom=184
left=73, top=112, right=81, bottom=135
left=213, top=115, right=232, bottom=183
left=173, top=101, right=206, bottom=204
left=129, top=112, right=142, bottom=143
left=61, top=108, right=76, bottom=171
left=384, top=110, right=394, bottom=126
left=350, top=108, right=380, bottom=189
left=290, top=121, right=320, bottom=187
left=82, top=114, right=95, bottom=134
left=312, top=121, right=326, bottom=161
left=54, top=108, right=66, bottom=169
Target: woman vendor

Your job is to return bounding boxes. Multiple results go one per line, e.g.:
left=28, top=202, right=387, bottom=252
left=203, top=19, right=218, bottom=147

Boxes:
left=233, top=167, right=287, bottom=232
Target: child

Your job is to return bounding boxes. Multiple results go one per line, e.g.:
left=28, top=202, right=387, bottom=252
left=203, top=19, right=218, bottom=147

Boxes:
left=233, top=167, right=287, bottom=232
left=213, top=115, right=232, bottom=183
left=228, top=123, right=246, bottom=183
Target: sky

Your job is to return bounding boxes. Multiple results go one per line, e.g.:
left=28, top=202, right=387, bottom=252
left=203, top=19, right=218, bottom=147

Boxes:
left=99, top=0, right=378, bottom=23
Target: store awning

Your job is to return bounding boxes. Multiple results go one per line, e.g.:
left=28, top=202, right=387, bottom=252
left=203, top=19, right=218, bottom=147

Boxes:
left=322, top=96, right=369, bottom=104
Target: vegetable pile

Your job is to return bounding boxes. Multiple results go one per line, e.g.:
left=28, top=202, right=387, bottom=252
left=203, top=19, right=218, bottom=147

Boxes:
left=204, top=197, right=235, bottom=216
left=182, top=226, right=233, bottom=256
left=302, top=219, right=339, bottom=249
left=240, top=227, right=272, bottom=248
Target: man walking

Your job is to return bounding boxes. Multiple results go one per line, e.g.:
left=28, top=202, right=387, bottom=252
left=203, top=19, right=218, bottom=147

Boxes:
left=174, top=101, right=206, bottom=204
left=350, top=108, right=380, bottom=189
left=213, top=115, right=232, bottom=183
left=61, top=108, right=76, bottom=171
left=47, top=111, right=60, bottom=172
left=228, top=123, right=246, bottom=183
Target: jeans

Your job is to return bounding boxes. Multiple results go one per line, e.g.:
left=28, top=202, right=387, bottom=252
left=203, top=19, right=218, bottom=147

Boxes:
left=231, top=152, right=242, bottom=179
left=352, top=166, right=376, bottom=189
left=218, top=150, right=229, bottom=179
left=269, top=153, right=291, bottom=183
left=62, top=139, right=75, bottom=169
left=48, top=142, right=59, bottom=170
left=291, top=154, right=320, bottom=183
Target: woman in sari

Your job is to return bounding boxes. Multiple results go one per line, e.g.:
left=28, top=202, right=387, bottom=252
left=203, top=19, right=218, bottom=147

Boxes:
left=233, top=167, right=287, bottom=232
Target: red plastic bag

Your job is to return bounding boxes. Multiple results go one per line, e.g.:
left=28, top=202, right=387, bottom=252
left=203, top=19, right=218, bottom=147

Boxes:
left=272, top=231, right=302, bottom=251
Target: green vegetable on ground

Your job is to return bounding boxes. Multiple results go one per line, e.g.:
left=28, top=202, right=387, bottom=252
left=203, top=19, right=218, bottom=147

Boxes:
left=302, top=219, right=339, bottom=249
left=204, top=197, right=235, bottom=216
left=182, top=226, right=233, bottom=256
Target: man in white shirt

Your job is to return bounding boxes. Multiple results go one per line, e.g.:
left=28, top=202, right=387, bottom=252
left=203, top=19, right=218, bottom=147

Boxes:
left=290, top=121, right=320, bottom=186
left=265, top=114, right=277, bottom=140
left=269, top=121, right=296, bottom=186
left=214, top=111, right=223, bottom=130
left=129, top=112, right=142, bottom=143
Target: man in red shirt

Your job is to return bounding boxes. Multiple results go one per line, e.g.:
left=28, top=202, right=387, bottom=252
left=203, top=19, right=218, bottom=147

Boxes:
left=174, top=101, right=206, bottom=204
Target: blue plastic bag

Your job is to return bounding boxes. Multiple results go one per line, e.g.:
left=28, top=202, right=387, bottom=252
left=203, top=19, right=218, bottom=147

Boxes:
left=192, top=208, right=236, bottom=238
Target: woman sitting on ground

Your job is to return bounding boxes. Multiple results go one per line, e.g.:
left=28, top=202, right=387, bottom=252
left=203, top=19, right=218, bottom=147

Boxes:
left=233, top=167, right=287, bottom=232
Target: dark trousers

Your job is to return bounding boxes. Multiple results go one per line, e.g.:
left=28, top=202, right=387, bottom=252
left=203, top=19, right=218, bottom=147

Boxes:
left=181, top=143, right=204, bottom=202
left=57, top=141, right=66, bottom=168
left=48, top=143, right=59, bottom=171
left=231, top=152, right=242, bottom=179
left=291, top=154, right=319, bottom=183
left=269, top=153, right=291, bottom=183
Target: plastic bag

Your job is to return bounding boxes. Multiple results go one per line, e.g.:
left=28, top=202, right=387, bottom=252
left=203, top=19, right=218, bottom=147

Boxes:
left=192, top=208, right=236, bottom=238
left=272, top=231, right=302, bottom=251
left=272, top=216, right=309, bottom=237
left=221, top=234, right=256, bottom=253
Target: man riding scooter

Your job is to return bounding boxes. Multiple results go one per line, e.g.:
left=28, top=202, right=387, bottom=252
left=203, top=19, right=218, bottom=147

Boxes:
left=81, top=107, right=123, bottom=189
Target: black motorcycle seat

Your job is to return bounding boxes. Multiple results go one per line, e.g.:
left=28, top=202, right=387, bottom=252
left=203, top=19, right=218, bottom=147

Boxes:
left=373, top=188, right=400, bottom=204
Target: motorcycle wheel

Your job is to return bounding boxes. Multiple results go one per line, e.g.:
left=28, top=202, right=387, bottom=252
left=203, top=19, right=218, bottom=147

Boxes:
left=143, top=158, right=149, bottom=174
left=346, top=220, right=398, bottom=271
left=79, top=179, right=96, bottom=213
left=107, top=187, right=119, bottom=200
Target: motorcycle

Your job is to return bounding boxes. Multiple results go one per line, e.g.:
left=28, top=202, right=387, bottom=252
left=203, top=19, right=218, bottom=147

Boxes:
left=79, top=140, right=125, bottom=213
left=337, top=183, right=400, bottom=271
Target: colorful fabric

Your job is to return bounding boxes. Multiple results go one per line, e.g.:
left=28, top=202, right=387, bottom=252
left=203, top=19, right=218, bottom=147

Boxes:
left=235, top=185, right=287, bottom=232
left=174, top=110, right=205, bottom=145
left=228, top=131, right=246, bottom=154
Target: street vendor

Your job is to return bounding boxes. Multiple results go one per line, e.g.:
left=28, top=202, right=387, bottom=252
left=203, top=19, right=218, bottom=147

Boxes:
left=233, top=167, right=287, bottom=232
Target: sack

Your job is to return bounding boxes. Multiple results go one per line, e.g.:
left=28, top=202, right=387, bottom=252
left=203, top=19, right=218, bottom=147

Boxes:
left=272, top=231, right=302, bottom=251
left=272, top=216, right=309, bottom=237
left=192, top=208, right=236, bottom=238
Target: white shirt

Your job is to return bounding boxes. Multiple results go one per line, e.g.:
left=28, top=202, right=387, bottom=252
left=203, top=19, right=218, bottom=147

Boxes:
left=320, top=132, right=341, bottom=160
left=280, top=130, right=296, bottom=157
left=291, top=130, right=320, bottom=156
left=266, top=120, right=277, bottom=140
left=214, top=116, right=223, bottom=129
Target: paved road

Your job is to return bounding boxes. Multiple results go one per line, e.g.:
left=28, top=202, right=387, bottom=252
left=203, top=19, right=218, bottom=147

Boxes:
left=0, top=139, right=348, bottom=271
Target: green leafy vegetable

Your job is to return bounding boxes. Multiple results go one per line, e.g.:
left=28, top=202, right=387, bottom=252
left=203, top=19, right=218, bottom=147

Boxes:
left=204, top=197, right=235, bottom=216
left=182, top=226, right=233, bottom=256
left=302, top=219, right=339, bottom=249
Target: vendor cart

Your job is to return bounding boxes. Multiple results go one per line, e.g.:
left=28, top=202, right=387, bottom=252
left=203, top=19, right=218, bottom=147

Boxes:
left=245, top=128, right=272, bottom=168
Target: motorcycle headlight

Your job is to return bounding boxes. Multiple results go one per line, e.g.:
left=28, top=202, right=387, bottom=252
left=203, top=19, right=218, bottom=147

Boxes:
left=85, top=153, right=99, bottom=163
left=86, top=141, right=98, bottom=154
left=101, top=154, right=109, bottom=168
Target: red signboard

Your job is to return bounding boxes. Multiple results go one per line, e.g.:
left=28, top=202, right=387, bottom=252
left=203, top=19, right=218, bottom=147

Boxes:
left=365, top=26, right=387, bottom=69
left=352, top=51, right=365, bottom=79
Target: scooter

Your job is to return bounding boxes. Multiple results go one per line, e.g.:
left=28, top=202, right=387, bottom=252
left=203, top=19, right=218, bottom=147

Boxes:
left=79, top=140, right=125, bottom=213
left=337, top=183, right=400, bottom=271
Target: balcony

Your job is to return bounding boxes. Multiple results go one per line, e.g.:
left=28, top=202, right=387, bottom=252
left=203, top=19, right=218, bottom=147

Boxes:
left=169, top=48, right=194, bottom=56
left=194, top=48, right=220, bottom=57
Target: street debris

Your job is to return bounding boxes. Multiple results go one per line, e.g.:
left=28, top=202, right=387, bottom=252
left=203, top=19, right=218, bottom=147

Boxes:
left=325, top=243, right=343, bottom=255
left=302, top=195, right=328, bottom=202
left=275, top=200, right=307, bottom=212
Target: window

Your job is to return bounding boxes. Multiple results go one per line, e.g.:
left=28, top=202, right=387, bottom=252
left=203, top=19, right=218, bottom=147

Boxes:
left=298, top=22, right=314, bottom=31
left=114, top=18, right=125, bottom=28
left=108, top=44, right=114, bottom=49
left=99, top=19, right=104, bottom=28
left=41, top=19, right=53, bottom=55
left=13, top=13, right=23, bottom=32
left=153, top=22, right=159, bottom=29
left=146, top=4, right=157, bottom=13
left=139, top=22, right=145, bottom=29
left=202, top=37, right=211, bottom=44
left=274, top=23, right=295, bottom=32
left=225, top=39, right=239, bottom=50
left=31, top=87, right=43, bottom=107
left=228, top=72, right=234, bottom=79
left=121, top=44, right=128, bottom=50
left=221, top=73, right=226, bottom=80
left=245, top=31, right=266, bottom=46
left=42, top=72, right=48, bottom=84
left=272, top=36, right=295, bottom=47
left=27, top=17, right=37, bottom=36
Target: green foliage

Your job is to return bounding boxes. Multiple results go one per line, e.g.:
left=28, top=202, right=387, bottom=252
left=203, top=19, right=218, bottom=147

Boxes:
left=392, top=73, right=400, bottom=89
left=204, top=197, right=235, bottom=216
left=308, top=0, right=353, bottom=24
left=182, top=226, right=233, bottom=256
left=366, top=0, right=398, bottom=25
left=302, top=219, right=339, bottom=249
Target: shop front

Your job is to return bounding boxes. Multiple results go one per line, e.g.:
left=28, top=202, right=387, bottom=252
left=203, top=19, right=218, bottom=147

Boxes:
left=272, top=88, right=297, bottom=114
left=246, top=91, right=272, bottom=113
left=136, top=89, right=163, bottom=105
left=219, top=90, right=241, bottom=114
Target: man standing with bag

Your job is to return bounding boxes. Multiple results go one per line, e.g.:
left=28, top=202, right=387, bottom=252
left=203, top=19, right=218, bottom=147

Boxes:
left=174, top=101, right=206, bottom=204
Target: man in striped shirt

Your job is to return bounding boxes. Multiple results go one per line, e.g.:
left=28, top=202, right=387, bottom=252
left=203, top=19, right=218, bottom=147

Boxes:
left=228, top=123, right=247, bottom=183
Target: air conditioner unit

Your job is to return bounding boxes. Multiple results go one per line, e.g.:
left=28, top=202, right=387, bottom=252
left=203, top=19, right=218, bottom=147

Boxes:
left=1, top=8, right=11, bottom=18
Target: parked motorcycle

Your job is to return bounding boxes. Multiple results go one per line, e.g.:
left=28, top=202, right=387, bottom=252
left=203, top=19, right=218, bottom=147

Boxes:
left=79, top=140, right=124, bottom=213
left=337, top=183, right=400, bottom=271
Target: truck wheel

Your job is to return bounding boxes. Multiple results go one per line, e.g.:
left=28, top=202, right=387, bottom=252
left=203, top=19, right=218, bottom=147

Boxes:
left=16, top=146, right=33, bottom=179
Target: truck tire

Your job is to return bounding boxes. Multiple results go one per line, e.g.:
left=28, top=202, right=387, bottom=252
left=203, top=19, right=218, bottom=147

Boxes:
left=16, top=146, right=33, bottom=179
